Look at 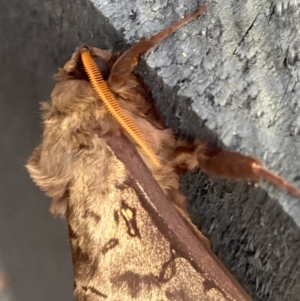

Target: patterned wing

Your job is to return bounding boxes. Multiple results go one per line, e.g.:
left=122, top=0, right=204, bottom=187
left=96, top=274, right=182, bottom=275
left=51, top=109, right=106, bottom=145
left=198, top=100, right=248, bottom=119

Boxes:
left=67, top=133, right=252, bottom=301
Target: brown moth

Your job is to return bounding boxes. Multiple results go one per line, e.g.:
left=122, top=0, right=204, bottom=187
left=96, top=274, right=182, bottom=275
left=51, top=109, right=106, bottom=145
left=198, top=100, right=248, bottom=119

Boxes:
left=26, top=5, right=300, bottom=301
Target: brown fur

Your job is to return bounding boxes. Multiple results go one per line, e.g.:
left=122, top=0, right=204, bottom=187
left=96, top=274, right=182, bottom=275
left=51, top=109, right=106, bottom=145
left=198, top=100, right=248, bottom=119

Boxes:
left=27, top=45, right=300, bottom=217
left=26, top=6, right=299, bottom=300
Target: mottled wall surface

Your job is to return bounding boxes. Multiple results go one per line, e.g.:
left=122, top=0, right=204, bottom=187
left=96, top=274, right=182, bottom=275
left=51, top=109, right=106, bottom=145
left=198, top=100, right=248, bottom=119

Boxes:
left=90, top=1, right=300, bottom=300
left=0, top=0, right=120, bottom=300
left=1, top=0, right=300, bottom=300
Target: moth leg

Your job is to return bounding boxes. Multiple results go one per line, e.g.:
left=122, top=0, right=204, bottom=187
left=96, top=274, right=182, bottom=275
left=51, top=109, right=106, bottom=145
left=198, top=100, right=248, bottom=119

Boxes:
left=173, top=139, right=300, bottom=197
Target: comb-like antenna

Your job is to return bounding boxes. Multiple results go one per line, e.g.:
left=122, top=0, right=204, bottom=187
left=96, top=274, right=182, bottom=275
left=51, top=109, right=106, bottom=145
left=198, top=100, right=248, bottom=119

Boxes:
left=81, top=49, right=161, bottom=167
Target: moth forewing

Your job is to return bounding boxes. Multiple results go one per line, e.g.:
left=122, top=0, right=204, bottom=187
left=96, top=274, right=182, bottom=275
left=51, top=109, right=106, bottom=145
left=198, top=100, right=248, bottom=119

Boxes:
left=66, top=130, right=253, bottom=300
left=103, top=132, right=253, bottom=301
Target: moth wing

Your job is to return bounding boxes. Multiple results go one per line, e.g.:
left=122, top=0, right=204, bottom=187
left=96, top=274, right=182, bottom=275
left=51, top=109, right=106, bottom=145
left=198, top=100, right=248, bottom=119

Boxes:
left=67, top=134, right=251, bottom=301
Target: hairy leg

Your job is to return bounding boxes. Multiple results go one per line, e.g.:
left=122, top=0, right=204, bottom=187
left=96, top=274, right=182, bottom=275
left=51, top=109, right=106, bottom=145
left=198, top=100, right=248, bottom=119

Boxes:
left=172, top=139, right=300, bottom=197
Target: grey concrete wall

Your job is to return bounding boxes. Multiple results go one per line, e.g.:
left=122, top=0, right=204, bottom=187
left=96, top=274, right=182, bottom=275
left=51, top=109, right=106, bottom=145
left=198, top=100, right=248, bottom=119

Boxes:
left=0, top=0, right=121, bottom=300
left=91, top=1, right=300, bottom=300
left=1, top=0, right=300, bottom=300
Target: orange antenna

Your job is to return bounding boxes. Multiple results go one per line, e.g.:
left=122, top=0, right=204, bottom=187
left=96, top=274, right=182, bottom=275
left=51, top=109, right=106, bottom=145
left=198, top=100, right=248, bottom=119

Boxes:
left=81, top=49, right=161, bottom=167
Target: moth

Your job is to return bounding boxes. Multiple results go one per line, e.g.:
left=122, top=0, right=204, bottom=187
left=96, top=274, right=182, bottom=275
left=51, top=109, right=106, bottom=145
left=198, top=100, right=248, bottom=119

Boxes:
left=26, top=5, right=300, bottom=301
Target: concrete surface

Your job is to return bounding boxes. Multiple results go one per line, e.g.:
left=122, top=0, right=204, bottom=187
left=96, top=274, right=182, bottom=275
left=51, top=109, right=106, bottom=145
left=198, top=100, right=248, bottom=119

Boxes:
left=91, top=1, right=300, bottom=300
left=1, top=0, right=300, bottom=300
left=0, top=0, right=121, bottom=300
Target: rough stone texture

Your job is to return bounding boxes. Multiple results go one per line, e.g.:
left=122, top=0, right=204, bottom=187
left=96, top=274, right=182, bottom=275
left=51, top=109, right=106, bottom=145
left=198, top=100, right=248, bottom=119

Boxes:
left=91, top=1, right=300, bottom=300
left=1, top=0, right=300, bottom=300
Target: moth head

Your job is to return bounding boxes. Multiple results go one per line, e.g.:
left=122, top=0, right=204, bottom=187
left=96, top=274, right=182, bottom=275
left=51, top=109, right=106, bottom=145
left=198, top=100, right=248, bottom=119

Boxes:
left=50, top=46, right=120, bottom=117
left=59, top=46, right=115, bottom=81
